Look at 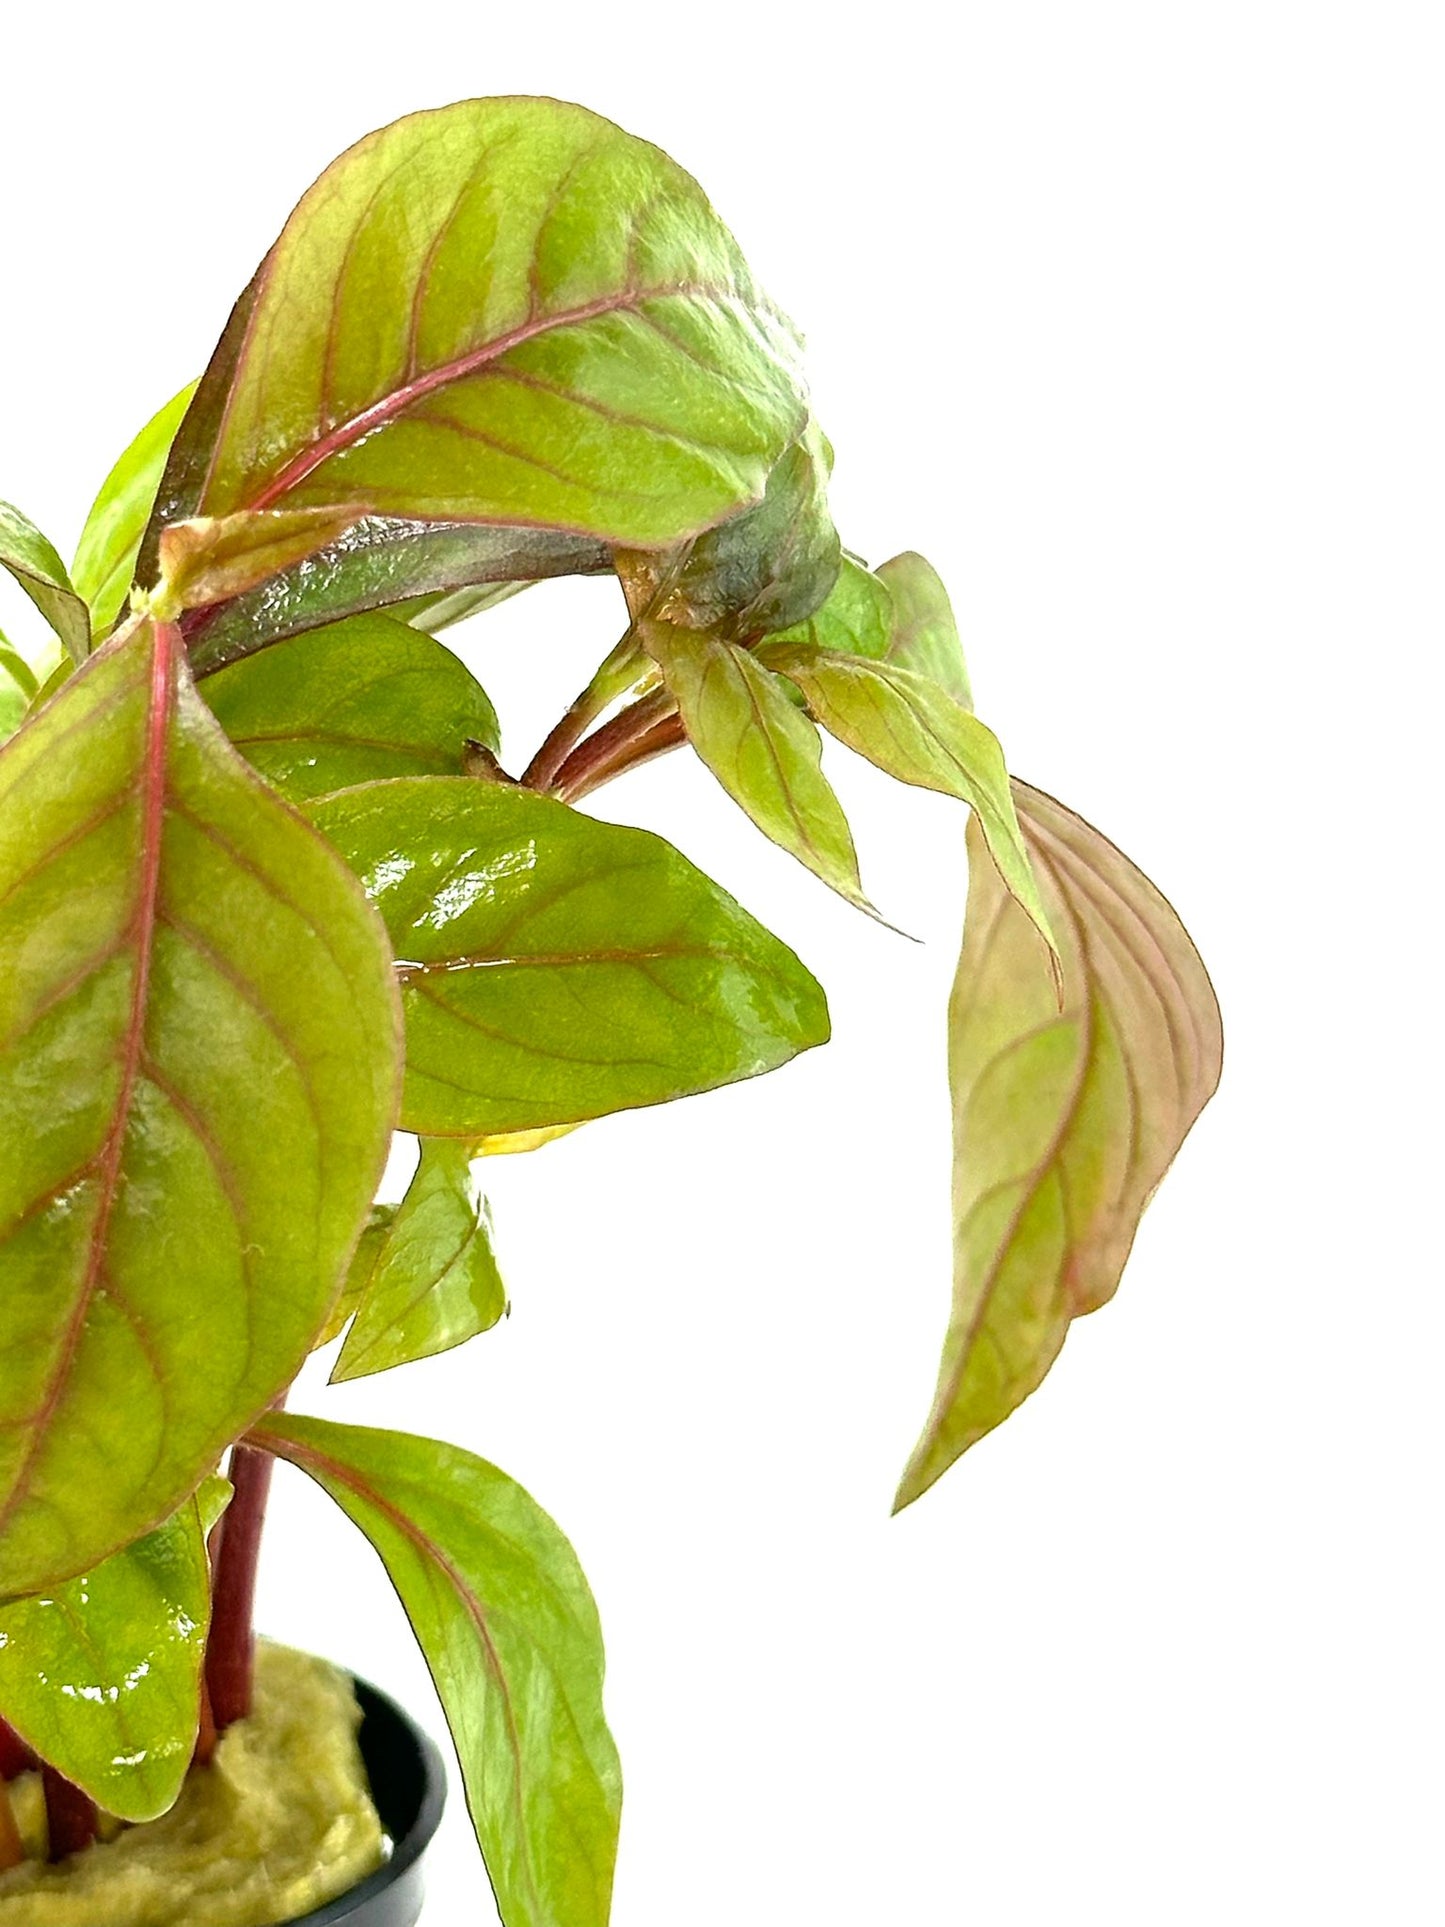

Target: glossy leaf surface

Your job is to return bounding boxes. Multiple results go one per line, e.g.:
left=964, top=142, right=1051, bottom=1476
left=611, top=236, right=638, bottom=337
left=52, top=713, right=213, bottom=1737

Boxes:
left=0, top=1486, right=222, bottom=1821
left=876, top=551, right=972, bottom=705
left=333, top=1139, right=505, bottom=1382
left=770, top=649, right=1052, bottom=956
left=146, top=98, right=806, bottom=562
left=184, top=519, right=608, bottom=674
left=645, top=626, right=870, bottom=911
left=156, top=506, right=367, bottom=615
left=0, top=502, right=89, bottom=664
left=72, top=385, right=196, bottom=635
left=255, top=1414, right=621, bottom=1927
left=895, top=784, right=1222, bottom=1508
left=203, top=613, right=500, bottom=801
left=309, top=778, right=829, bottom=1135
left=0, top=619, right=402, bottom=1593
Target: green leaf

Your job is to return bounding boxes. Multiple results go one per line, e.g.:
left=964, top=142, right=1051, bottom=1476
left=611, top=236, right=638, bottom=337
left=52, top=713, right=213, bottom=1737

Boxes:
left=155, top=505, right=368, bottom=616
left=184, top=521, right=608, bottom=675
left=0, top=644, right=33, bottom=745
left=0, top=1491, right=216, bottom=1821
left=72, top=384, right=197, bottom=635
left=332, top=1140, right=505, bottom=1382
left=308, top=778, right=829, bottom=1136
left=0, top=617, right=402, bottom=1594
left=315, top=1207, right=396, bottom=1350
left=895, top=784, right=1223, bottom=1509
left=202, top=613, right=501, bottom=802
left=142, top=98, right=806, bottom=571
left=618, top=419, right=839, bottom=641
left=254, top=1414, right=621, bottom=1927
left=767, top=648, right=1054, bottom=961
left=876, top=551, right=972, bottom=706
left=645, top=625, right=871, bottom=913
left=760, top=555, right=893, bottom=663
left=0, top=502, right=90, bottom=664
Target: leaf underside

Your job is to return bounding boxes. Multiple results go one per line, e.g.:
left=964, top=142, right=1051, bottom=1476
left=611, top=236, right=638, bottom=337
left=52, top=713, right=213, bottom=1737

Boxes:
left=895, top=782, right=1222, bottom=1509
left=0, top=618, right=401, bottom=1592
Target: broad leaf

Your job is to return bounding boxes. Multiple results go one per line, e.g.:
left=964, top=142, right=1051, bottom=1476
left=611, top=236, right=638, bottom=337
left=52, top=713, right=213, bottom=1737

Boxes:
left=876, top=551, right=971, bottom=706
left=761, top=555, right=893, bottom=662
left=333, top=1139, right=506, bottom=1383
left=768, top=649, right=1053, bottom=960
left=645, top=626, right=870, bottom=912
left=0, top=617, right=402, bottom=1594
left=618, top=420, right=839, bottom=641
left=203, top=613, right=501, bottom=802
left=0, top=1482, right=226, bottom=1821
left=184, top=520, right=608, bottom=674
left=308, top=778, right=830, bottom=1136
left=155, top=505, right=367, bottom=615
left=895, top=784, right=1222, bottom=1508
left=142, top=97, right=806, bottom=574
left=72, top=384, right=196, bottom=635
left=0, top=502, right=89, bottom=664
left=254, top=1414, right=621, bottom=1927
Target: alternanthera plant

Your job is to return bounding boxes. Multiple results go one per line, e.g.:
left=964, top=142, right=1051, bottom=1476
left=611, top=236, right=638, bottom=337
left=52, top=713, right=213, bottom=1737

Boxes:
left=0, top=97, right=1221, bottom=1923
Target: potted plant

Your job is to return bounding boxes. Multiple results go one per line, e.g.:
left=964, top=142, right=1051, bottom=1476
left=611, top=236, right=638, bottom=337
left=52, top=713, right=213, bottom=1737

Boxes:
left=0, top=95, right=1221, bottom=1927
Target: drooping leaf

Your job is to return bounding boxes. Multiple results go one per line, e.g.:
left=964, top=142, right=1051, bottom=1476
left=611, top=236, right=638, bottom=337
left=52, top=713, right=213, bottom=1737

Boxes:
left=72, top=384, right=197, bottom=635
left=253, top=1414, right=621, bottom=1927
left=0, top=502, right=90, bottom=664
left=141, top=97, right=807, bottom=586
left=760, top=555, right=893, bottom=663
left=618, top=420, right=839, bottom=641
left=645, top=625, right=871, bottom=913
left=202, top=612, right=501, bottom=802
left=894, top=784, right=1222, bottom=1509
left=0, top=617, right=402, bottom=1594
left=768, top=648, right=1053, bottom=961
left=308, top=778, right=830, bottom=1136
left=155, top=505, right=368, bottom=616
left=876, top=551, right=972, bottom=706
left=184, top=520, right=608, bottom=674
left=0, top=1484, right=225, bottom=1822
left=333, top=1139, right=505, bottom=1383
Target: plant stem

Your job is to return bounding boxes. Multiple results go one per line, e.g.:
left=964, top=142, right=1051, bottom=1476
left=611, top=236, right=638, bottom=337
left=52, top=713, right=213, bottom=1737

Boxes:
left=0, top=1783, right=22, bottom=1872
left=205, top=1440, right=277, bottom=1731
left=0, top=1718, right=34, bottom=1782
left=41, top=1767, right=95, bottom=1862
left=550, top=686, right=679, bottom=801
left=521, top=629, right=652, bottom=791
left=559, top=713, right=686, bottom=802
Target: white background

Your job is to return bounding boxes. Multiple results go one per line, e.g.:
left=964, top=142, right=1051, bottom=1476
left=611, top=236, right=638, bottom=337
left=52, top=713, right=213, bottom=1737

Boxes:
left=2, top=4, right=1441, bottom=1922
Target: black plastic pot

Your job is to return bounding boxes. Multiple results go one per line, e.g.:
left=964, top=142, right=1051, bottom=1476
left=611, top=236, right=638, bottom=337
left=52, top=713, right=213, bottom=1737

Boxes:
left=289, top=1678, right=447, bottom=1927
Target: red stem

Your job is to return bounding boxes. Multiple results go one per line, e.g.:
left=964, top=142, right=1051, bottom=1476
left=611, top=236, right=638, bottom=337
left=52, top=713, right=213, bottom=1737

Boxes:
left=559, top=713, right=686, bottom=802
left=205, top=1441, right=276, bottom=1730
left=550, top=687, right=677, bottom=800
left=0, top=1718, right=35, bottom=1781
left=41, top=1766, right=96, bottom=1862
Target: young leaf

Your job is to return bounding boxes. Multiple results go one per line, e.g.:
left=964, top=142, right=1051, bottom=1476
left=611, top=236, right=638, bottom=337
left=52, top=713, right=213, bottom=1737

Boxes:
left=618, top=420, right=840, bottom=641
left=0, top=502, right=90, bottom=664
left=253, top=1414, right=621, bottom=1927
left=72, top=384, right=197, bottom=635
left=155, top=505, right=368, bottom=616
left=768, top=649, right=1053, bottom=961
left=185, top=520, right=608, bottom=673
left=315, top=1207, right=397, bottom=1350
left=760, top=555, right=894, bottom=662
left=645, top=626, right=872, bottom=913
left=876, top=551, right=972, bottom=706
left=308, top=778, right=830, bottom=1136
left=0, top=618, right=402, bottom=1595
left=0, top=1489, right=217, bottom=1822
left=202, top=612, right=501, bottom=802
left=142, top=97, right=807, bottom=575
left=0, top=645, right=32, bottom=745
left=332, top=1139, right=506, bottom=1383
left=895, top=784, right=1222, bottom=1509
